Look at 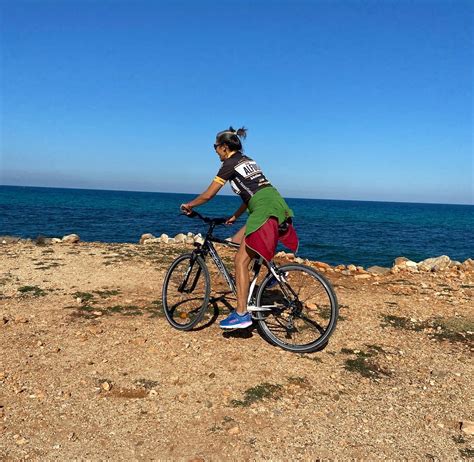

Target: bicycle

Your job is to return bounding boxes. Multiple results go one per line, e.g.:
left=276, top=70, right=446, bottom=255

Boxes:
left=161, top=211, right=338, bottom=353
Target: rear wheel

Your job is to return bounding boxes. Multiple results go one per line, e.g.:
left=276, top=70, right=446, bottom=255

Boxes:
left=162, top=253, right=211, bottom=330
left=255, top=264, right=338, bottom=353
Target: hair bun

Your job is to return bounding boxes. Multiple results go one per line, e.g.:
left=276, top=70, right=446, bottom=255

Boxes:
left=235, top=127, right=247, bottom=139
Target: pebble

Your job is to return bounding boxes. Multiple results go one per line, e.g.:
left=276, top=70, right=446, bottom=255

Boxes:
left=101, top=381, right=112, bottom=392
left=461, top=420, right=474, bottom=435
left=227, top=426, right=240, bottom=435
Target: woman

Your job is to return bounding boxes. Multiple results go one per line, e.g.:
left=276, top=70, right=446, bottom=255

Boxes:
left=180, top=126, right=298, bottom=329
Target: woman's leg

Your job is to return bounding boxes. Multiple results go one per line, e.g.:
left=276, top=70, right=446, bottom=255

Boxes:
left=234, top=241, right=256, bottom=314
left=231, top=225, right=246, bottom=244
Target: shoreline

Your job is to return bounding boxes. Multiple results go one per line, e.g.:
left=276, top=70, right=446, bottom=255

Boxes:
left=2, top=233, right=473, bottom=277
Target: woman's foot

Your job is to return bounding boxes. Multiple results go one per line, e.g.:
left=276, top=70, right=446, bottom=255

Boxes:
left=219, top=311, right=252, bottom=329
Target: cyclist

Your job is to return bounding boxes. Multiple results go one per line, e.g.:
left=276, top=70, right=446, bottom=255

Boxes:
left=180, top=126, right=298, bottom=329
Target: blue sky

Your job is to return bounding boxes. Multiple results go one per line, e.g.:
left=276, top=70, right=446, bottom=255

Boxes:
left=1, top=0, right=472, bottom=204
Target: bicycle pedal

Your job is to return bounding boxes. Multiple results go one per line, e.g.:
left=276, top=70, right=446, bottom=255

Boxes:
left=247, top=305, right=272, bottom=312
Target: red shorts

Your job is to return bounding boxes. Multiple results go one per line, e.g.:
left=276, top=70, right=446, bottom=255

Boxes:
left=245, top=217, right=299, bottom=262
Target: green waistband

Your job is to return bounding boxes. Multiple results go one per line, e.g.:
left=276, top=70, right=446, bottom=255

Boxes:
left=245, top=187, right=294, bottom=235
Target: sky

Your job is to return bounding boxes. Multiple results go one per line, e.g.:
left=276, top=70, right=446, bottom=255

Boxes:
left=1, top=0, right=473, bottom=204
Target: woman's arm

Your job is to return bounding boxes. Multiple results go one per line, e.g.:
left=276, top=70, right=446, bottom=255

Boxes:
left=181, top=181, right=223, bottom=213
left=226, top=202, right=248, bottom=224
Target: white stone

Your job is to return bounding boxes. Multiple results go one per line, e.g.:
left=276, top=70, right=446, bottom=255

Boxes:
left=174, top=233, right=186, bottom=243
left=139, top=233, right=155, bottom=244
left=367, top=266, right=391, bottom=275
left=461, top=420, right=474, bottom=435
left=160, top=234, right=169, bottom=244
left=51, top=238, right=62, bottom=244
left=418, top=255, right=451, bottom=272
left=62, top=234, right=80, bottom=243
left=143, top=238, right=161, bottom=244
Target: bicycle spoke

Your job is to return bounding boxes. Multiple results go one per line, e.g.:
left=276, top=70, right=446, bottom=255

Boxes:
left=256, top=265, right=338, bottom=352
left=162, top=254, right=210, bottom=330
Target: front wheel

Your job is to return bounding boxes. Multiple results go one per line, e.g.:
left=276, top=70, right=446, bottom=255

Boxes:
left=162, top=253, right=211, bottom=330
left=255, top=264, right=338, bottom=353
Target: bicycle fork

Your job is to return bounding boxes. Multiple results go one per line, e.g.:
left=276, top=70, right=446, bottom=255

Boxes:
left=178, top=254, right=202, bottom=293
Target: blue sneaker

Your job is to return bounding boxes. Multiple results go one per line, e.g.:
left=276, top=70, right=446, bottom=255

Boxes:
left=267, top=272, right=288, bottom=288
left=219, top=311, right=253, bottom=329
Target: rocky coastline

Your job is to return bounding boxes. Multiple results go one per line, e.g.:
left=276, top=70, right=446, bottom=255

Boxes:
left=2, top=232, right=473, bottom=278
left=0, top=232, right=473, bottom=459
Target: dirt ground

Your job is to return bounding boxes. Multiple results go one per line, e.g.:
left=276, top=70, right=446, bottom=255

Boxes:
left=0, top=240, right=473, bottom=461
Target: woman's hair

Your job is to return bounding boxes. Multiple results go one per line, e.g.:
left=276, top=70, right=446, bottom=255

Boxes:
left=216, top=126, right=247, bottom=151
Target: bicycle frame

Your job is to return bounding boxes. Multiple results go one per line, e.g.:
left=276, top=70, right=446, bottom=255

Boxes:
left=194, top=232, right=293, bottom=312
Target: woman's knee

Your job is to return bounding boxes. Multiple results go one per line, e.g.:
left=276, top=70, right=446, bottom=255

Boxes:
left=235, top=246, right=252, bottom=267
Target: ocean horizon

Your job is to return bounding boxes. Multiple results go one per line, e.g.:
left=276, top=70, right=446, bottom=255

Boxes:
left=1, top=185, right=473, bottom=268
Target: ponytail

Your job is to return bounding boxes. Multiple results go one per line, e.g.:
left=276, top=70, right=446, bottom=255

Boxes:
left=216, top=126, right=247, bottom=151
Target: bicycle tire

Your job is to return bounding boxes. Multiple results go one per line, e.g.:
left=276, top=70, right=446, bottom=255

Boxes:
left=162, top=253, right=211, bottom=331
left=255, top=264, right=338, bottom=353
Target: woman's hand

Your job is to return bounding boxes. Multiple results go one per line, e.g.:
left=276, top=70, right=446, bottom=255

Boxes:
left=225, top=215, right=237, bottom=225
left=180, top=203, right=193, bottom=215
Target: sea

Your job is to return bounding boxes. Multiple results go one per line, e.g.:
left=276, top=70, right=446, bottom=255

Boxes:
left=1, top=185, right=472, bottom=268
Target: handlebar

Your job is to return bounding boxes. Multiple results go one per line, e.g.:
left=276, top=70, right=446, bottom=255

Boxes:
left=181, top=209, right=229, bottom=226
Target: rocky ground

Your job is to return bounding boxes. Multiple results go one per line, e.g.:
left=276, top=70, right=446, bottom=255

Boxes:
left=0, top=237, right=473, bottom=461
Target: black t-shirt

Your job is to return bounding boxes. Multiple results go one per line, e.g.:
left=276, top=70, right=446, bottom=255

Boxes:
left=214, top=151, right=272, bottom=203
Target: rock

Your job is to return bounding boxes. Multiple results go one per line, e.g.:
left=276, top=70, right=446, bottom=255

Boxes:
left=314, top=261, right=332, bottom=270
left=227, top=425, right=240, bottom=435
left=275, top=251, right=287, bottom=258
left=355, top=274, right=371, bottom=280
left=462, top=258, right=474, bottom=270
left=294, top=257, right=304, bottom=264
left=194, top=234, right=204, bottom=245
left=418, top=255, right=451, bottom=272
left=367, top=266, right=391, bottom=275
left=51, top=238, right=62, bottom=244
left=140, top=233, right=155, bottom=244
left=62, top=234, right=80, bottom=243
left=286, top=253, right=295, bottom=260
left=143, top=238, right=161, bottom=245
left=101, top=381, right=112, bottom=392
left=461, top=420, right=474, bottom=435
left=335, top=265, right=346, bottom=271
left=347, top=264, right=357, bottom=272
left=187, top=232, right=194, bottom=238
left=393, top=257, right=418, bottom=270
left=394, top=257, right=409, bottom=266
left=160, top=234, right=169, bottom=244
left=167, top=238, right=176, bottom=244
left=186, top=237, right=195, bottom=245
left=356, top=266, right=364, bottom=272
left=305, top=302, right=317, bottom=310
left=174, top=233, right=186, bottom=243
left=341, top=270, right=352, bottom=276
left=0, top=236, right=21, bottom=244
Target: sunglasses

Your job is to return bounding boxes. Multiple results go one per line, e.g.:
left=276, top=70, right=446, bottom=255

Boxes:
left=213, top=143, right=222, bottom=150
